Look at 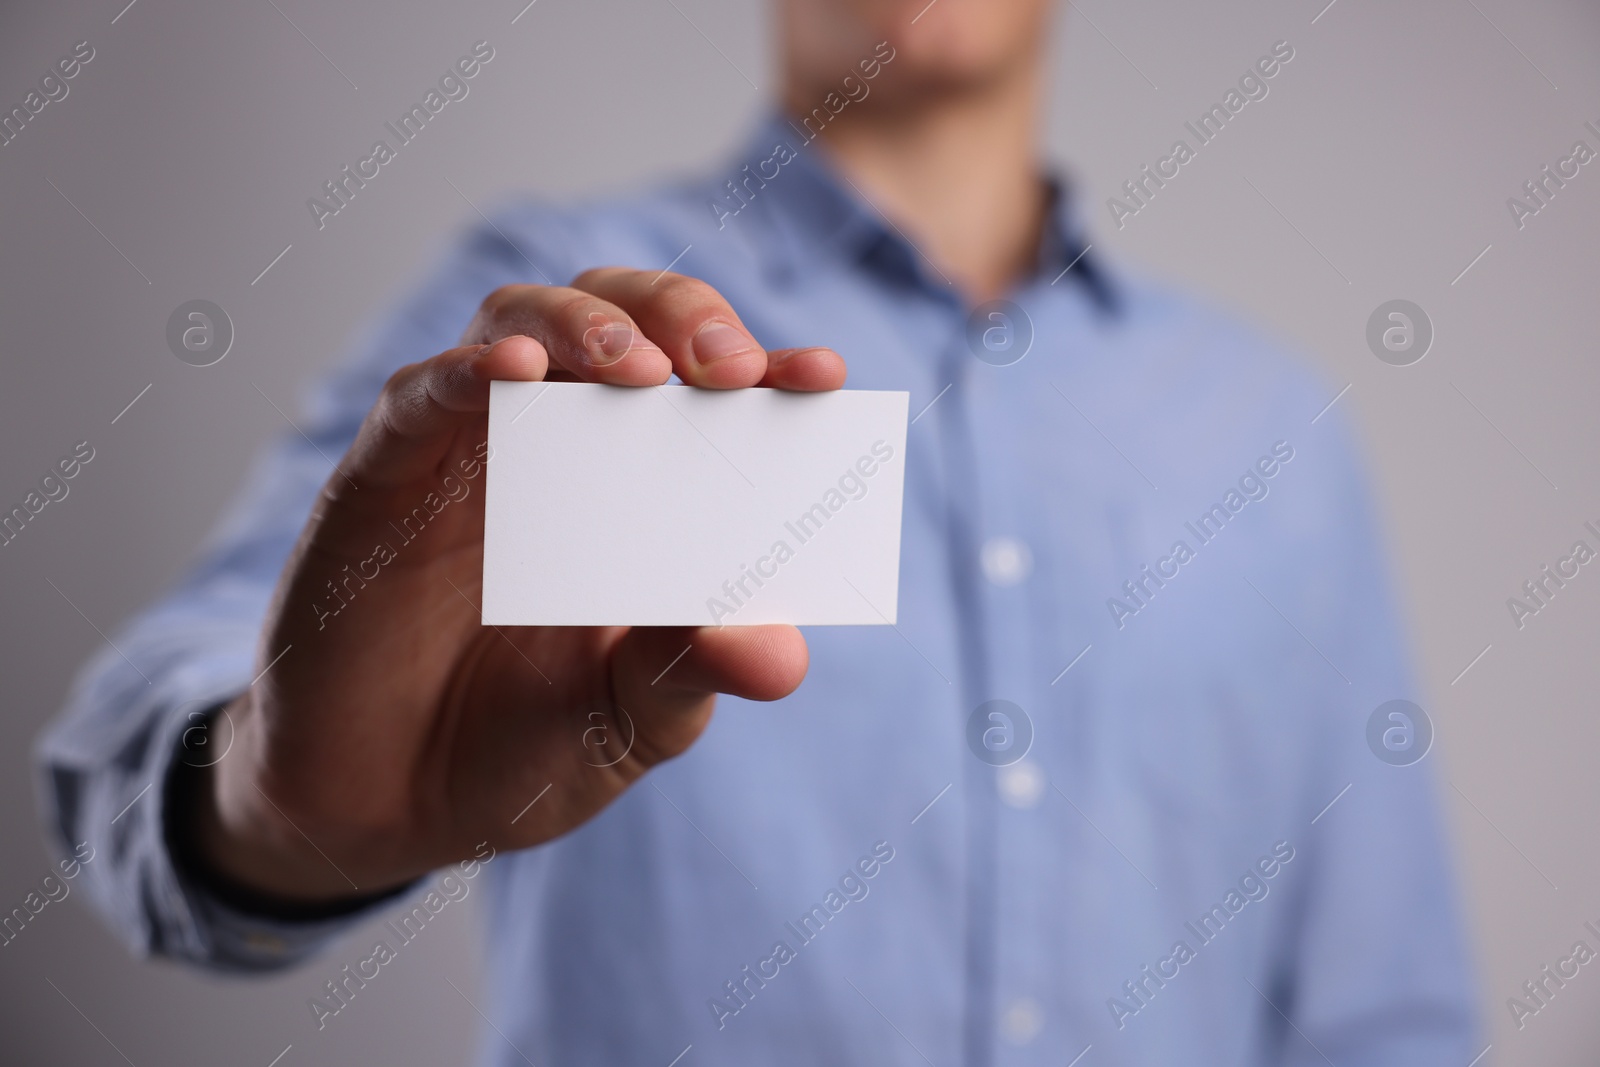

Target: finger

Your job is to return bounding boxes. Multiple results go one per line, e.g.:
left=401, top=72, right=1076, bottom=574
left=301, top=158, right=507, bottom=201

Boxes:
left=571, top=268, right=769, bottom=389
left=342, top=335, right=545, bottom=491
left=611, top=624, right=809, bottom=711
left=462, top=283, right=673, bottom=387
left=757, top=347, right=848, bottom=391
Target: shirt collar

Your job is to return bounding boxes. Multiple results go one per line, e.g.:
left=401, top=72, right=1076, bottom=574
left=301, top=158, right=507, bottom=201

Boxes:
left=720, top=112, right=1120, bottom=316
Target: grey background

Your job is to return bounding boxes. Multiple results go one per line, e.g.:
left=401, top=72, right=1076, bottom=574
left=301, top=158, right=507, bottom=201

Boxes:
left=2, top=0, right=1597, bottom=1063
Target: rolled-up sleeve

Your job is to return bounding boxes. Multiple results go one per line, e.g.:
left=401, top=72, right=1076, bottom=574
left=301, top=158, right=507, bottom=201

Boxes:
left=33, top=205, right=572, bottom=970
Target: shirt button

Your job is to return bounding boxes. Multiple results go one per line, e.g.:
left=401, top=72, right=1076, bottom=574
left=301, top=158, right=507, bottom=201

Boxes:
left=1000, top=997, right=1043, bottom=1045
left=980, top=536, right=1032, bottom=586
left=997, top=759, right=1046, bottom=810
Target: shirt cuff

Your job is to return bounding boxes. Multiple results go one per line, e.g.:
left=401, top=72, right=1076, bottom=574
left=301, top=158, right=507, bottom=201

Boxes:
left=154, top=701, right=414, bottom=970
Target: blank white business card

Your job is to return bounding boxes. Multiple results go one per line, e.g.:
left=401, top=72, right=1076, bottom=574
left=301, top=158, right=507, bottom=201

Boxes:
left=482, top=382, right=909, bottom=627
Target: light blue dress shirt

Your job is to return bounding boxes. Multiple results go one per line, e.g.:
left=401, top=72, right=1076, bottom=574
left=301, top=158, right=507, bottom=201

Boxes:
left=38, top=116, right=1479, bottom=1066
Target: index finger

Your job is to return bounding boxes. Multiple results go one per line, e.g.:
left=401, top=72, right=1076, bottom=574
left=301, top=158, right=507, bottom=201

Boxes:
left=340, top=335, right=543, bottom=492
left=461, top=283, right=674, bottom=387
left=572, top=268, right=846, bottom=390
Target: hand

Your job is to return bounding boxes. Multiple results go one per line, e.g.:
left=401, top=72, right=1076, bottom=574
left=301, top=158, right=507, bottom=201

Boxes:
left=190, top=269, right=847, bottom=903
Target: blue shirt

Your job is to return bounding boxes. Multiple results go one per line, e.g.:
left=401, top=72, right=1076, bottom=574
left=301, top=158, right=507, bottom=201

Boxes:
left=39, top=116, right=1478, bottom=1066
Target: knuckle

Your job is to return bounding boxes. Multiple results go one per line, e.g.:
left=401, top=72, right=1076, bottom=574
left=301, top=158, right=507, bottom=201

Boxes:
left=464, top=286, right=537, bottom=343
left=482, top=283, right=536, bottom=315
left=571, top=265, right=628, bottom=290
left=654, top=273, right=718, bottom=305
left=373, top=398, right=412, bottom=447
left=552, top=289, right=597, bottom=316
left=653, top=278, right=737, bottom=331
left=376, top=361, right=421, bottom=413
left=370, top=361, right=436, bottom=443
left=373, top=367, right=408, bottom=413
left=553, top=290, right=608, bottom=329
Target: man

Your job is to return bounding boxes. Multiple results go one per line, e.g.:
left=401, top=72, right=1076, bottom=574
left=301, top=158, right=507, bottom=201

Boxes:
left=40, top=0, right=1479, bottom=1063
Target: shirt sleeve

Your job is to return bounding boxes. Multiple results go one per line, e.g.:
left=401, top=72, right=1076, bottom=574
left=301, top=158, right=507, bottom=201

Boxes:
left=32, top=204, right=574, bottom=971
left=1263, top=403, right=1482, bottom=1066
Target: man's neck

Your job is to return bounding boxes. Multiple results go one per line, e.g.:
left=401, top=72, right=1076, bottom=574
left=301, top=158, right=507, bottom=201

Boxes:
left=784, top=64, right=1049, bottom=304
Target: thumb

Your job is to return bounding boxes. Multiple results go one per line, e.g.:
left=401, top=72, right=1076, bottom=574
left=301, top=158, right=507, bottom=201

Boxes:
left=606, top=625, right=810, bottom=764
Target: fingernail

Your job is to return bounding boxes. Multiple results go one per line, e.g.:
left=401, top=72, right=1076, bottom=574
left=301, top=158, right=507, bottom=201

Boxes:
left=588, top=322, right=649, bottom=364
left=692, top=322, right=758, bottom=365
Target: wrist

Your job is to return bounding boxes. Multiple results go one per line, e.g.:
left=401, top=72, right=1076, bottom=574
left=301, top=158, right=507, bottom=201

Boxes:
left=173, top=695, right=400, bottom=911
